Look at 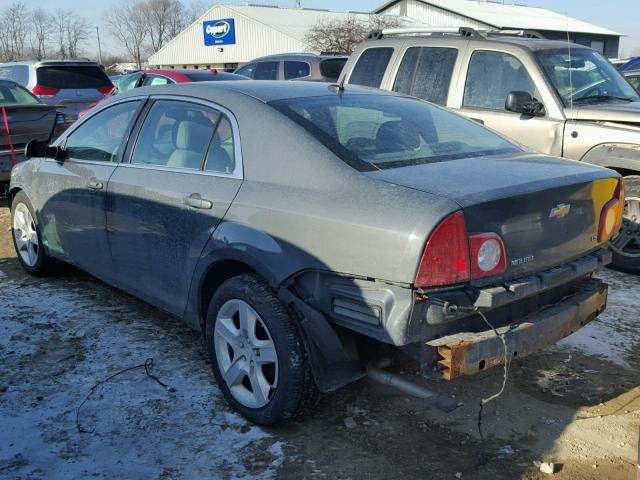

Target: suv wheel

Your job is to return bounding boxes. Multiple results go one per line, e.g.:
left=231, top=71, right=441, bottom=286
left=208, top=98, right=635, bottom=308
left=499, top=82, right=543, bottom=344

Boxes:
left=611, top=175, right=640, bottom=274
left=11, top=191, right=55, bottom=276
left=205, top=273, right=318, bottom=425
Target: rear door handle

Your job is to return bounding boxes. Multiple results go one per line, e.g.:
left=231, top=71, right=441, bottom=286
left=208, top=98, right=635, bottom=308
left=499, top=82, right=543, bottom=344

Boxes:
left=470, top=117, right=485, bottom=125
left=87, top=180, right=104, bottom=190
left=184, top=193, right=213, bottom=210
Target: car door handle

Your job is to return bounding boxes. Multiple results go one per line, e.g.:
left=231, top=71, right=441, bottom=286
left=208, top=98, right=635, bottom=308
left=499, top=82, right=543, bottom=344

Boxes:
left=184, top=193, right=213, bottom=209
left=470, top=117, right=485, bottom=125
left=87, top=181, right=104, bottom=190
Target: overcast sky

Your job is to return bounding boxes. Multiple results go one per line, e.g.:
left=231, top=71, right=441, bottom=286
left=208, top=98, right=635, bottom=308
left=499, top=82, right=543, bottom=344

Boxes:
left=19, top=0, right=640, bottom=59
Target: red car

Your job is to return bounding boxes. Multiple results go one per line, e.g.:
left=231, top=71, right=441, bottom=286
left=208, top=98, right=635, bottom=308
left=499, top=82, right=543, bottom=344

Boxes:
left=79, top=69, right=246, bottom=117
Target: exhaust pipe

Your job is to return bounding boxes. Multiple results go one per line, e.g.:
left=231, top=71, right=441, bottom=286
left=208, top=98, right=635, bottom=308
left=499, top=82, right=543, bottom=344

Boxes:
left=366, top=361, right=461, bottom=413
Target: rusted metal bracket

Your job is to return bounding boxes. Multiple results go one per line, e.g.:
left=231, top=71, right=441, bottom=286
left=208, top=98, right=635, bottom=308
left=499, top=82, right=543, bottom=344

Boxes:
left=426, top=279, right=608, bottom=380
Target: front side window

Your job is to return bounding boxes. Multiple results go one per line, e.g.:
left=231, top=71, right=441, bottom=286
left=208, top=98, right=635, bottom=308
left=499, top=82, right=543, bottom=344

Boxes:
left=463, top=51, right=539, bottom=111
left=0, top=82, right=39, bottom=104
left=113, top=72, right=143, bottom=93
left=131, top=100, right=219, bottom=170
left=142, top=74, right=172, bottom=86
left=393, top=47, right=458, bottom=105
left=627, top=74, right=640, bottom=93
left=253, top=61, right=279, bottom=80
left=284, top=61, right=311, bottom=80
left=536, top=48, right=640, bottom=105
left=270, top=94, right=519, bottom=172
left=65, top=101, right=141, bottom=162
left=349, top=47, right=394, bottom=88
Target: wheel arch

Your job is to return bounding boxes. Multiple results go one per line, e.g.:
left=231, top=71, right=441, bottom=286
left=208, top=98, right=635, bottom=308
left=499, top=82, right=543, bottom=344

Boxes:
left=580, top=143, right=640, bottom=173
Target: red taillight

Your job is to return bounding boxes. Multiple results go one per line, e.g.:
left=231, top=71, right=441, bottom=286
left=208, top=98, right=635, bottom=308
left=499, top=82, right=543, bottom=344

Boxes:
left=469, top=233, right=506, bottom=279
left=32, top=85, right=59, bottom=97
left=598, top=179, right=625, bottom=242
left=415, top=211, right=470, bottom=288
left=97, top=85, right=115, bottom=95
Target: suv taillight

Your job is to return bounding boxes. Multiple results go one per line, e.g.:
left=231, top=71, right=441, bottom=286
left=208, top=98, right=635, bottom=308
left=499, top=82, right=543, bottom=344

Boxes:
left=415, top=211, right=507, bottom=288
left=598, top=178, right=625, bottom=242
left=32, top=85, right=59, bottom=97
left=97, top=85, right=115, bottom=95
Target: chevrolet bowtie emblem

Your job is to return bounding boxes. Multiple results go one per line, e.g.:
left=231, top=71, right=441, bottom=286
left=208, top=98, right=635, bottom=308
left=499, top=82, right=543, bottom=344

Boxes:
left=549, top=203, right=571, bottom=219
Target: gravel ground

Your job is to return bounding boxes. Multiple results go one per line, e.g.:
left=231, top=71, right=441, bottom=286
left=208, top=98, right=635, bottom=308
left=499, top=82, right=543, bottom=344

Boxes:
left=1, top=202, right=639, bottom=480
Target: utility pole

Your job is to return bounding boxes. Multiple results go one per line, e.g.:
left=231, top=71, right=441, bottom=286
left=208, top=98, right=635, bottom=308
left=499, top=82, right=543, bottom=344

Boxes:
left=95, top=25, right=103, bottom=65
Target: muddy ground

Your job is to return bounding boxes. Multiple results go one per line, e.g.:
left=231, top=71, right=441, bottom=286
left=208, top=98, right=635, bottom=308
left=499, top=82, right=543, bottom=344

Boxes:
left=0, top=201, right=639, bottom=480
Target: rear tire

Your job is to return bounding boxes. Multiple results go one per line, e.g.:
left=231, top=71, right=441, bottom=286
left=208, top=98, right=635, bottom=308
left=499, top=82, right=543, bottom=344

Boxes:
left=611, top=175, right=640, bottom=274
left=11, top=191, right=55, bottom=276
left=205, top=273, right=318, bottom=425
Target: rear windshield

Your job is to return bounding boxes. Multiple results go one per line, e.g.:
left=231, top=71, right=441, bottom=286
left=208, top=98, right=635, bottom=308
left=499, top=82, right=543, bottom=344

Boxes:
left=0, top=82, right=39, bottom=104
left=36, top=65, right=112, bottom=89
left=184, top=72, right=243, bottom=81
left=269, top=94, right=519, bottom=172
left=319, top=58, right=346, bottom=80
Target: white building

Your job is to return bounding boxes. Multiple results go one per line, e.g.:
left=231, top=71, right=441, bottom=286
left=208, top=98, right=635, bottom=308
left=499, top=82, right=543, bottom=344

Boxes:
left=148, top=1, right=624, bottom=69
left=148, top=4, right=422, bottom=70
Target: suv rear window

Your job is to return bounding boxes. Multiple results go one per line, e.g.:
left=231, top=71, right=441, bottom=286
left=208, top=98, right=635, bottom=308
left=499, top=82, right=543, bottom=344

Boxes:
left=349, top=48, right=393, bottom=88
left=319, top=58, right=346, bottom=80
left=270, top=94, right=518, bottom=172
left=393, top=47, right=458, bottom=106
left=36, top=65, right=111, bottom=89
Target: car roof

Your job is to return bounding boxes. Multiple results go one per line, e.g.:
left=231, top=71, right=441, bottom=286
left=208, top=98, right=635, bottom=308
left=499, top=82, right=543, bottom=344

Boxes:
left=117, top=79, right=391, bottom=103
left=362, top=35, right=591, bottom=53
left=0, top=59, right=101, bottom=67
left=250, top=53, right=348, bottom=62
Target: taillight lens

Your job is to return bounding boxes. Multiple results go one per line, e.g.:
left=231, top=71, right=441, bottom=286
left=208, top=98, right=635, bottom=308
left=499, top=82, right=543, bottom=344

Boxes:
left=415, top=211, right=470, bottom=288
left=97, top=85, right=115, bottom=95
left=598, top=178, right=625, bottom=242
left=32, top=85, right=59, bottom=97
left=415, top=211, right=508, bottom=288
left=469, top=233, right=506, bottom=279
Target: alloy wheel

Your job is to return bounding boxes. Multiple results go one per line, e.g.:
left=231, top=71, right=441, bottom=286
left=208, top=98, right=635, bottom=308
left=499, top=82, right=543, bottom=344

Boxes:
left=12, top=203, right=39, bottom=267
left=214, top=299, right=279, bottom=409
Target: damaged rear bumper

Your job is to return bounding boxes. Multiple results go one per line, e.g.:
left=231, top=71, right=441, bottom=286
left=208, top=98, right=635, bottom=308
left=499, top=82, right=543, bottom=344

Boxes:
left=425, top=278, right=607, bottom=380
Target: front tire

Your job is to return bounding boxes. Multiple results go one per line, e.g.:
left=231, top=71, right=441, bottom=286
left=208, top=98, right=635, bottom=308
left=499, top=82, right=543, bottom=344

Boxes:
left=11, top=191, right=54, bottom=276
left=611, top=175, right=640, bottom=274
left=205, top=274, right=318, bottom=425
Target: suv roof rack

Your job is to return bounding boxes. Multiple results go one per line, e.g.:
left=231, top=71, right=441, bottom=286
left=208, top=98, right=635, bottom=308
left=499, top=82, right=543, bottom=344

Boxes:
left=367, top=27, right=547, bottom=40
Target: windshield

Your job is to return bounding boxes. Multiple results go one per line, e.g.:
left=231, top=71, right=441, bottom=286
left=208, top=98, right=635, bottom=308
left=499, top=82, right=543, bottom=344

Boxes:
left=269, top=94, right=519, bottom=172
left=536, top=48, right=640, bottom=105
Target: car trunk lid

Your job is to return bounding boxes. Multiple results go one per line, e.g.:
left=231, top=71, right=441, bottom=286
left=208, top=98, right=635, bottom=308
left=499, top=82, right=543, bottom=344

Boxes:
left=368, top=153, right=618, bottom=279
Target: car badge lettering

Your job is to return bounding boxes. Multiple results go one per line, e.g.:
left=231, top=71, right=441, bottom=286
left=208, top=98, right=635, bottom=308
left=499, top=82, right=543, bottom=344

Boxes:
left=511, top=255, right=534, bottom=267
left=549, top=203, right=571, bottom=219
left=206, top=21, right=230, bottom=38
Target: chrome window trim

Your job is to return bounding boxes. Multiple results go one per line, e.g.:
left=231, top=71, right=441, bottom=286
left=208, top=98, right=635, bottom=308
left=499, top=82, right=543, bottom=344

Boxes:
left=126, top=94, right=244, bottom=180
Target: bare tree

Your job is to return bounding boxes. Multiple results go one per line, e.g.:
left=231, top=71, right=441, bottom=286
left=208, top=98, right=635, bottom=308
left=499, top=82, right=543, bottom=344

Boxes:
left=304, top=14, right=401, bottom=54
left=53, top=9, right=68, bottom=59
left=0, top=2, right=29, bottom=61
left=31, top=8, right=50, bottom=59
left=66, top=12, right=90, bottom=58
left=142, top=0, right=188, bottom=53
left=105, top=2, right=148, bottom=68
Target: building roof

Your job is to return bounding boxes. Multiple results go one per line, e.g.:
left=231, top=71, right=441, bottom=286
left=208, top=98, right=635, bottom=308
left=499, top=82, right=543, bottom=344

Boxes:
left=375, top=0, right=623, bottom=37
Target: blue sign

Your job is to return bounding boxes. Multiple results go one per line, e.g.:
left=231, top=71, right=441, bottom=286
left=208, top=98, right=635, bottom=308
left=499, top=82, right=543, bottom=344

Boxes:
left=203, top=18, right=236, bottom=46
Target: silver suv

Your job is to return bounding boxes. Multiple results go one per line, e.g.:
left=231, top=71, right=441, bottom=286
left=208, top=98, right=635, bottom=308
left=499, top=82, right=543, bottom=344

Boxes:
left=340, top=27, right=640, bottom=273
left=235, top=53, right=347, bottom=82
left=0, top=59, right=113, bottom=119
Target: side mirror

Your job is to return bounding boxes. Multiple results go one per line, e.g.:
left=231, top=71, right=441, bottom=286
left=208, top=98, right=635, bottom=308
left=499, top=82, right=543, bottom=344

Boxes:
left=505, top=91, right=545, bottom=116
left=25, top=140, right=63, bottom=160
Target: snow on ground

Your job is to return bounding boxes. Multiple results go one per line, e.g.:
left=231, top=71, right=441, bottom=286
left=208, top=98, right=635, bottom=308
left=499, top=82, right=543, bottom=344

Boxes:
left=556, top=269, right=640, bottom=367
left=0, top=269, right=282, bottom=480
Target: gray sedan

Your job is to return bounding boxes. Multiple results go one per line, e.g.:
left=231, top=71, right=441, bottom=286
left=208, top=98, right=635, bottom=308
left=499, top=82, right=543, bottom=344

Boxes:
left=9, top=81, right=622, bottom=425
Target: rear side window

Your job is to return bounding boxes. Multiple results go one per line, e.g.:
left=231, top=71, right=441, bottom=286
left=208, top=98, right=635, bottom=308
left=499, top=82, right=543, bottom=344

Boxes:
left=142, top=75, right=172, bottom=86
left=393, top=47, right=458, bottom=106
left=463, top=51, right=538, bottom=110
left=628, top=75, right=640, bottom=92
left=36, top=65, right=111, bottom=89
left=132, top=100, right=219, bottom=170
left=0, top=83, right=39, bottom=104
left=0, top=65, right=29, bottom=86
left=204, top=116, right=236, bottom=174
left=319, top=58, right=346, bottom=80
left=235, top=63, right=256, bottom=78
left=253, top=61, right=279, bottom=80
left=284, top=61, right=310, bottom=80
left=349, top=48, right=393, bottom=88
left=65, top=101, right=141, bottom=162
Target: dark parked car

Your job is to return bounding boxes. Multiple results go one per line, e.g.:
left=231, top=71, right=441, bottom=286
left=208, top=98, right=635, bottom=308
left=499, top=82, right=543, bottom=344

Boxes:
left=79, top=68, right=245, bottom=117
left=234, top=53, right=347, bottom=81
left=9, top=81, right=621, bottom=425
left=0, top=60, right=113, bottom=120
left=0, top=80, right=58, bottom=196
